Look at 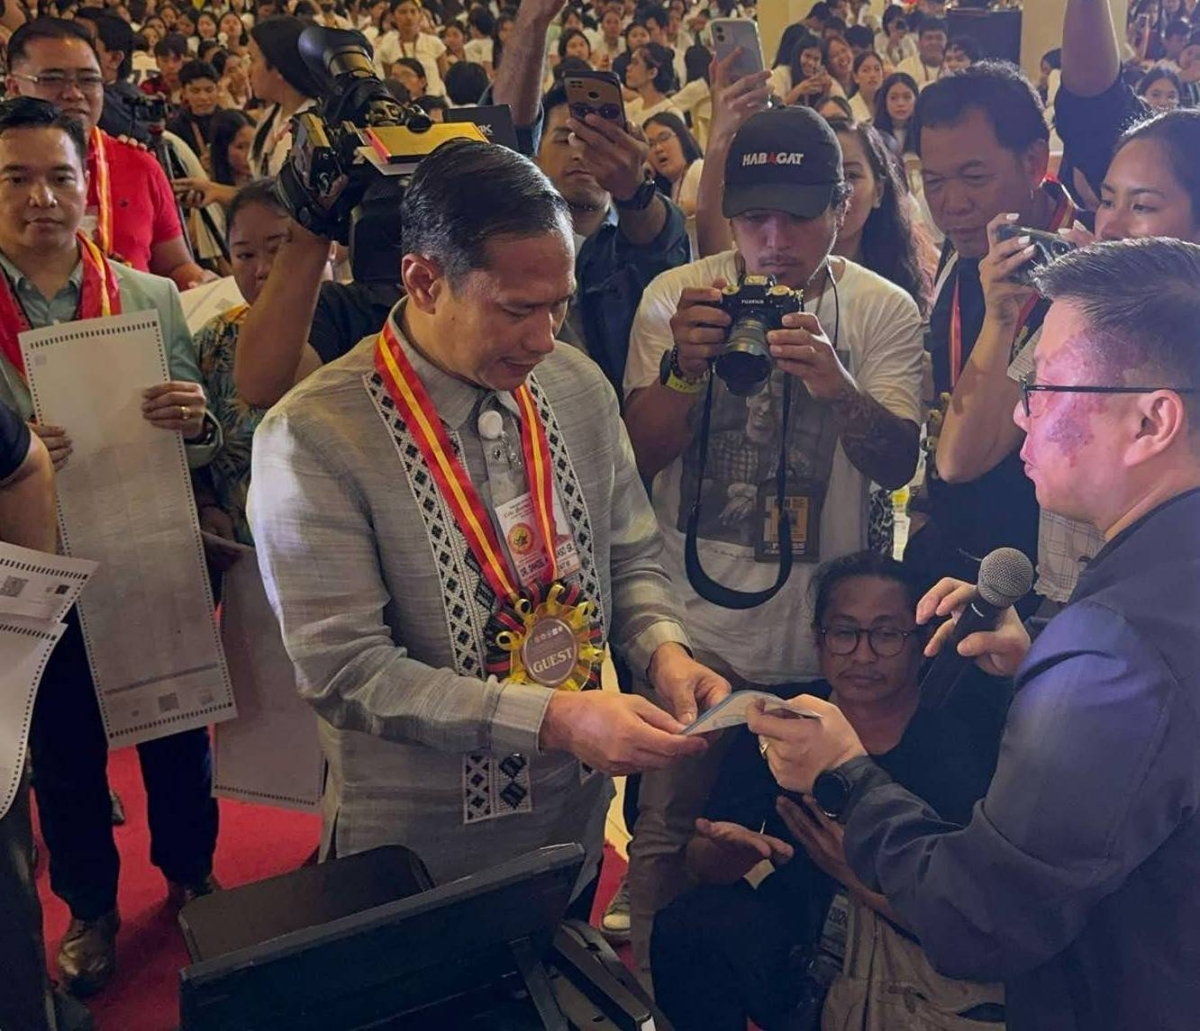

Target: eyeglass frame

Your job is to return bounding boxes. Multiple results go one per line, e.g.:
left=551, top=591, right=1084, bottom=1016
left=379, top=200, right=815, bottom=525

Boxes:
left=646, top=129, right=677, bottom=148
left=9, top=70, right=105, bottom=92
left=817, top=625, right=921, bottom=658
left=1018, top=372, right=1198, bottom=419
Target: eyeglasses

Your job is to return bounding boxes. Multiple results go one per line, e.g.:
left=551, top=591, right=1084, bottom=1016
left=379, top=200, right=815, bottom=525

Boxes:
left=10, top=71, right=104, bottom=92
left=818, top=625, right=918, bottom=658
left=1018, top=372, right=1198, bottom=418
left=647, top=131, right=676, bottom=147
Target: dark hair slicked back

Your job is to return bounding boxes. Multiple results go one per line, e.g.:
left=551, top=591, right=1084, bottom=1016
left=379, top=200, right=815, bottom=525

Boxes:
left=1032, top=237, right=1200, bottom=429
left=8, top=17, right=94, bottom=68
left=399, top=140, right=571, bottom=287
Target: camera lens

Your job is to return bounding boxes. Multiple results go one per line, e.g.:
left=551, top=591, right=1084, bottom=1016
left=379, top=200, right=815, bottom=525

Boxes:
left=570, top=102, right=591, bottom=119
left=715, top=314, right=773, bottom=397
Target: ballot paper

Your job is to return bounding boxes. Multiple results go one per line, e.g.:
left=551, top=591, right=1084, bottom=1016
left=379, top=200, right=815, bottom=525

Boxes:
left=180, top=276, right=245, bottom=335
left=20, top=311, right=237, bottom=748
left=678, top=690, right=821, bottom=736
left=0, top=618, right=66, bottom=822
left=0, top=544, right=98, bottom=822
left=0, top=542, right=96, bottom=623
left=211, top=536, right=324, bottom=811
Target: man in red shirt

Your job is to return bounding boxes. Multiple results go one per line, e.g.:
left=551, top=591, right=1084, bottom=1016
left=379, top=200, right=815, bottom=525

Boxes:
left=5, top=18, right=210, bottom=290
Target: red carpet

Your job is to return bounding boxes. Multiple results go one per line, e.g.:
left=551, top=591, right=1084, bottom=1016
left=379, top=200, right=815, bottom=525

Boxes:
left=33, top=746, right=629, bottom=1030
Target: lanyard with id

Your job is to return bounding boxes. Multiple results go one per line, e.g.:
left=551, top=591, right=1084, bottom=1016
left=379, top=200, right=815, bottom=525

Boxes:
left=374, top=325, right=602, bottom=691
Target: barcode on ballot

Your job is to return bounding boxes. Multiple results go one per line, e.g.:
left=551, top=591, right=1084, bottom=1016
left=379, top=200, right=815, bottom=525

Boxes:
left=0, top=576, right=27, bottom=598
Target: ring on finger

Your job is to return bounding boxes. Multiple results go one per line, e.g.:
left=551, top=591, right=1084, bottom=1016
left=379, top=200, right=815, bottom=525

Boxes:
left=759, top=737, right=769, bottom=759
left=180, top=405, right=189, bottom=421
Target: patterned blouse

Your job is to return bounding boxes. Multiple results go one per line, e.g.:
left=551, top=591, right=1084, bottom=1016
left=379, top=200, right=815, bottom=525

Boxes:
left=195, top=305, right=262, bottom=545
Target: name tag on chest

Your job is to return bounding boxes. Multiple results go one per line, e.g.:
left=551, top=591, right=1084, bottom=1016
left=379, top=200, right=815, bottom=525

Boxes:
left=494, top=490, right=581, bottom=586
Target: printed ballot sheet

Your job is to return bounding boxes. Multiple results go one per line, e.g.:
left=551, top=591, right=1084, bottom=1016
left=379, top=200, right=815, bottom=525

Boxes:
left=180, top=276, right=245, bottom=336
left=0, top=617, right=66, bottom=822
left=0, top=544, right=98, bottom=822
left=20, top=311, right=236, bottom=748
left=212, top=536, right=324, bottom=811
left=0, top=541, right=96, bottom=622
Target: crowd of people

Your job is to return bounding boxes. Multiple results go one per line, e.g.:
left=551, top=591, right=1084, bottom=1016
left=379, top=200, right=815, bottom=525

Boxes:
left=0, top=0, right=1199, bottom=1029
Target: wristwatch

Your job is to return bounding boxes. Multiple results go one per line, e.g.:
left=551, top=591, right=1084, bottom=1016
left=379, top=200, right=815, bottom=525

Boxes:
left=812, top=768, right=853, bottom=820
left=812, top=756, right=892, bottom=822
left=659, top=346, right=709, bottom=395
left=614, top=178, right=658, bottom=211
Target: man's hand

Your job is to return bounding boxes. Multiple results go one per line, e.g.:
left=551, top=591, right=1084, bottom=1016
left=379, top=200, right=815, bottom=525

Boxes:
left=746, top=695, right=866, bottom=794
left=980, top=214, right=1042, bottom=326
left=709, top=50, right=773, bottom=149
left=774, top=795, right=859, bottom=886
left=173, top=176, right=237, bottom=209
left=916, top=577, right=1031, bottom=678
left=29, top=422, right=72, bottom=470
left=768, top=311, right=856, bottom=402
left=695, top=816, right=794, bottom=869
left=669, top=279, right=732, bottom=378
left=647, top=641, right=730, bottom=726
left=539, top=690, right=707, bottom=775
left=142, top=381, right=207, bottom=439
left=565, top=112, right=650, bottom=203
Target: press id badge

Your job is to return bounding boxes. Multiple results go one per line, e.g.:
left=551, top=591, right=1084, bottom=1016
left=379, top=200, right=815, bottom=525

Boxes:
left=495, top=490, right=581, bottom=587
left=755, top=483, right=823, bottom=562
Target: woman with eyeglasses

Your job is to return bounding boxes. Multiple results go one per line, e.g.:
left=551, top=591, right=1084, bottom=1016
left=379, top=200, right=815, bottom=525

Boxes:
left=645, top=111, right=703, bottom=255
left=651, top=551, right=1006, bottom=1031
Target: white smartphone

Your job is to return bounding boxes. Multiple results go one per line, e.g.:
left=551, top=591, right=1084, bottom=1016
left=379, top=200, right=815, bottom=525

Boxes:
left=711, top=17, right=766, bottom=81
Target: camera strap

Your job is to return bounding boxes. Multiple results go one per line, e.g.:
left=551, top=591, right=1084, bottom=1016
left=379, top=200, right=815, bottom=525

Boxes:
left=684, top=372, right=794, bottom=610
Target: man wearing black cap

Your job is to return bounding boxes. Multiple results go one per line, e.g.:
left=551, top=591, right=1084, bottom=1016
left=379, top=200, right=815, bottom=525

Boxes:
left=621, top=98, right=925, bottom=978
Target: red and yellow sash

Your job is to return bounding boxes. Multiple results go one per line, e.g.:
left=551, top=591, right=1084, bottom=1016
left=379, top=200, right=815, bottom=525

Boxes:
left=87, top=127, right=114, bottom=256
left=0, top=234, right=121, bottom=380
left=373, top=320, right=559, bottom=603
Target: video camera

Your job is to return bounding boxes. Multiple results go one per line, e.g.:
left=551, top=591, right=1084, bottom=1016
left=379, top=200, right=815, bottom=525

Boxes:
left=276, top=26, right=486, bottom=282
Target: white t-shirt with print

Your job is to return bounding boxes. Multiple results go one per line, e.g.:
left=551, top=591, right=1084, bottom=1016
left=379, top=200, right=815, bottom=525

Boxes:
left=624, top=252, right=925, bottom=684
left=374, top=31, right=447, bottom=95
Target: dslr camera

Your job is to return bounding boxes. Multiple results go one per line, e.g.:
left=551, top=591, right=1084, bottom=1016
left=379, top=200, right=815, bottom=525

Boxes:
left=276, top=26, right=486, bottom=281
left=714, top=275, right=803, bottom=396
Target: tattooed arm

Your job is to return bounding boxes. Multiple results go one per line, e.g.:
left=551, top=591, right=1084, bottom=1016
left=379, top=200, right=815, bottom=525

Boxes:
left=770, top=308, right=920, bottom=491
left=828, top=384, right=921, bottom=490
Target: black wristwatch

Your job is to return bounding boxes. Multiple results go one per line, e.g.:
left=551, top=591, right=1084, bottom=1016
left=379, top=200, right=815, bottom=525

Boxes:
left=812, top=756, right=892, bottom=823
left=613, top=178, right=658, bottom=211
left=812, top=768, right=854, bottom=820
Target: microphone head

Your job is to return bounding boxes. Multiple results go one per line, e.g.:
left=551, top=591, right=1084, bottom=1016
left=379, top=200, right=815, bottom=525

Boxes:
left=977, top=547, right=1035, bottom=609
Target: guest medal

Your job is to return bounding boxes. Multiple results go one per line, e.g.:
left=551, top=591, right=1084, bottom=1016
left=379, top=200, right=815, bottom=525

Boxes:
left=375, top=325, right=602, bottom=691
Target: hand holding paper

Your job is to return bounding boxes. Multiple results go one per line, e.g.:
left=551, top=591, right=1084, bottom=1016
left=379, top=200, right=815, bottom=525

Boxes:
left=678, top=689, right=821, bottom=736
left=747, top=694, right=867, bottom=794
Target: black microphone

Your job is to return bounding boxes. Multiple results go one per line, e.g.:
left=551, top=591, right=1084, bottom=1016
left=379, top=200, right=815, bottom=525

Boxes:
left=919, top=547, right=1034, bottom=710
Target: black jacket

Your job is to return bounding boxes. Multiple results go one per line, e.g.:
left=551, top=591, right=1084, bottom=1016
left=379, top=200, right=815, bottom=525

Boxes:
left=844, top=488, right=1200, bottom=1030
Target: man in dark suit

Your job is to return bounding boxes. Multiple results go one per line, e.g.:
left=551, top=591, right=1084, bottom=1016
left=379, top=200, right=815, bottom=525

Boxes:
left=748, top=238, right=1200, bottom=1031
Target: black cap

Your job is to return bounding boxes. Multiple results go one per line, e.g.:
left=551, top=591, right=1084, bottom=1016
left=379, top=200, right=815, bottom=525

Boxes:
left=722, top=106, right=844, bottom=220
